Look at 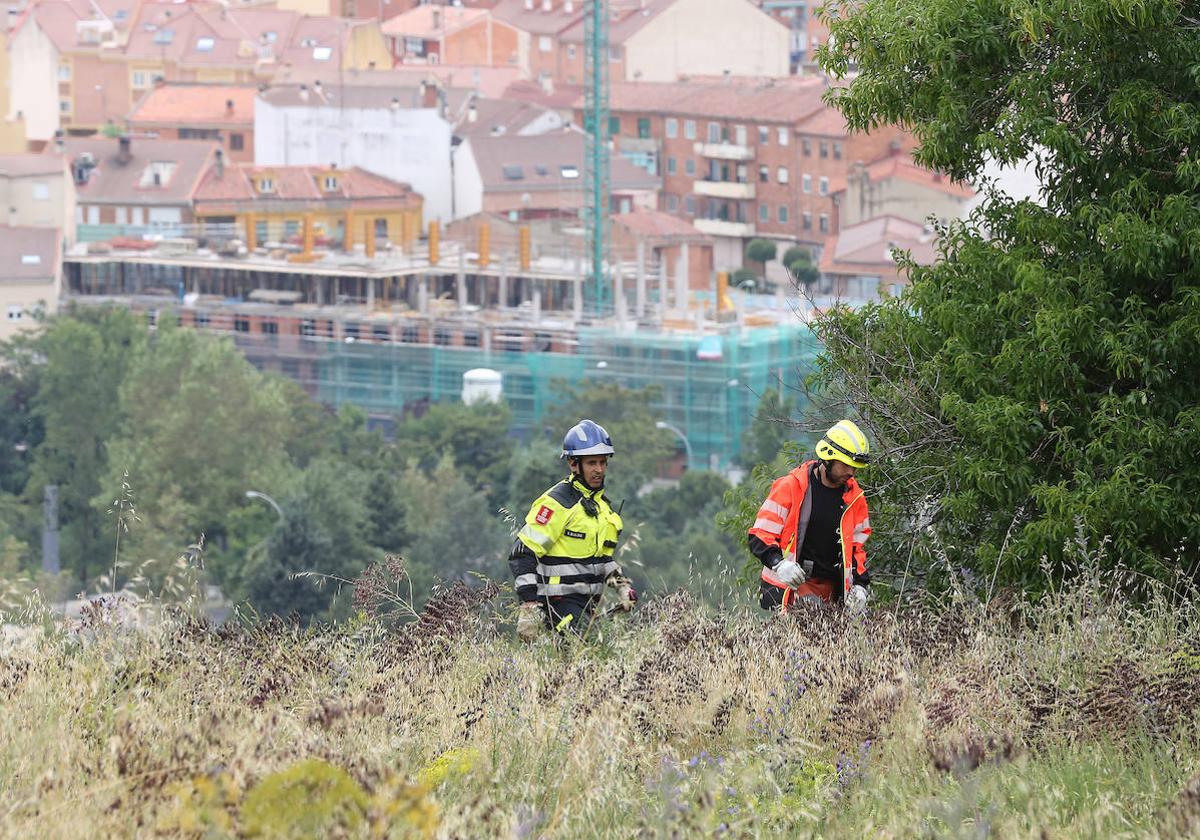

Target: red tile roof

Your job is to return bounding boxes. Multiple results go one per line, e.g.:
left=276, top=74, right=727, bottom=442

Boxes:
left=0, top=227, right=60, bottom=279
left=819, top=215, right=937, bottom=274
left=382, top=5, right=488, bottom=37
left=466, top=127, right=658, bottom=192
left=128, top=85, right=256, bottom=128
left=602, top=76, right=827, bottom=124
left=61, top=136, right=217, bottom=205
left=194, top=163, right=418, bottom=206
left=827, top=154, right=975, bottom=199
left=491, top=0, right=583, bottom=36
left=613, top=208, right=708, bottom=239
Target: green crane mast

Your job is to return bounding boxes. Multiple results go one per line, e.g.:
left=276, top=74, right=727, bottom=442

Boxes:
left=583, top=0, right=611, bottom=317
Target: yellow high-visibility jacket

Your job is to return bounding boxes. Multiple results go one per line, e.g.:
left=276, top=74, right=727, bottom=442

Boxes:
left=507, top=476, right=624, bottom=603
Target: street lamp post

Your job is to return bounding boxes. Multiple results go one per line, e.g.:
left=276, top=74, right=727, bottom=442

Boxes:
left=245, top=490, right=283, bottom=520
left=655, top=420, right=693, bottom=471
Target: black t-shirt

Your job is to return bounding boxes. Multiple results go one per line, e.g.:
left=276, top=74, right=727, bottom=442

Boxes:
left=798, top=473, right=844, bottom=582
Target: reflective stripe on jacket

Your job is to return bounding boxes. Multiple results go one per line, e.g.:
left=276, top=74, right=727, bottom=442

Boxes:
left=507, top=476, right=624, bottom=602
left=748, top=460, right=870, bottom=598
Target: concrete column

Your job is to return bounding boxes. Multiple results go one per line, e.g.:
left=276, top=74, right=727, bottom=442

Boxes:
left=457, top=251, right=467, bottom=310
left=656, top=260, right=667, bottom=319
left=498, top=257, right=508, bottom=309
left=418, top=274, right=429, bottom=314
left=572, top=274, right=583, bottom=322
left=676, top=246, right=689, bottom=316
left=367, top=276, right=375, bottom=309
left=635, top=239, right=646, bottom=319
left=534, top=287, right=542, bottom=322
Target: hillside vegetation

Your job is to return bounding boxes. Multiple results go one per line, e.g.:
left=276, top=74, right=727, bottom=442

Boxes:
left=1, top=570, right=1198, bottom=838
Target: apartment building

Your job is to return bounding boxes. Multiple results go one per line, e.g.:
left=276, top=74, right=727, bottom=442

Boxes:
left=0, top=154, right=77, bottom=243
left=382, top=5, right=521, bottom=67
left=0, top=227, right=62, bottom=340
left=127, top=84, right=256, bottom=163
left=10, top=0, right=392, bottom=140
left=594, top=76, right=913, bottom=266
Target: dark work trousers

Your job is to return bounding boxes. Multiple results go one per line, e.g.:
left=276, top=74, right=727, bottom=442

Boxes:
left=542, top=593, right=600, bottom=636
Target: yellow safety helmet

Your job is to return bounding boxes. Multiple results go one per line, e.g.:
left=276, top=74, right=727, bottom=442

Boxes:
left=815, top=419, right=870, bottom=468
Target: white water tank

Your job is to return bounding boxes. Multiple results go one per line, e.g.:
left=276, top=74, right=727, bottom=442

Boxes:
left=462, top=368, right=502, bottom=404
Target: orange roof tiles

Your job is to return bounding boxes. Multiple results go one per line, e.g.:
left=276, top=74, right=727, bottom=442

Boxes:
left=819, top=215, right=937, bottom=274
left=827, top=154, right=975, bottom=199
left=601, top=76, right=827, bottom=124
left=382, top=5, right=488, bottom=37
left=613, top=208, right=708, bottom=239
left=128, top=85, right=256, bottom=128
left=194, top=163, right=417, bottom=206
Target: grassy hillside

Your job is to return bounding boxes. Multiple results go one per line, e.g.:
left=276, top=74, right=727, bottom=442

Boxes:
left=1, top=576, right=1198, bottom=838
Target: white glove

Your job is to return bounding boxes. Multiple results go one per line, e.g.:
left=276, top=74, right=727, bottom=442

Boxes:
left=516, top=603, right=544, bottom=642
left=773, top=559, right=806, bottom=588
left=846, top=585, right=868, bottom=616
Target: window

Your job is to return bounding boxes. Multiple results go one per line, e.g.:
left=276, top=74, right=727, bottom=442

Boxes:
left=538, top=35, right=551, bottom=52
left=463, top=331, right=480, bottom=348
left=195, top=37, right=215, bottom=52
left=284, top=219, right=299, bottom=238
left=262, top=321, right=278, bottom=335
left=758, top=204, right=769, bottom=222
left=777, top=126, right=789, bottom=146
left=234, top=317, right=251, bottom=332
left=32, top=182, right=49, bottom=200
left=707, top=122, right=721, bottom=143
left=323, top=175, right=338, bottom=190
left=684, top=158, right=695, bottom=175
left=433, top=328, right=451, bottom=346
left=666, top=193, right=678, bottom=211
left=802, top=137, right=811, bottom=156
left=312, top=46, right=332, bottom=61
left=255, top=220, right=267, bottom=242
left=777, top=166, right=789, bottom=184
left=637, top=117, right=651, bottom=139
left=667, top=157, right=676, bottom=175
left=819, top=214, right=829, bottom=233
left=20, top=254, right=40, bottom=265
left=57, top=64, right=71, bottom=81
left=5, top=305, right=22, bottom=322
left=502, top=164, right=523, bottom=180
left=665, top=118, right=677, bottom=138
left=132, top=71, right=147, bottom=88
left=758, top=125, right=769, bottom=144
left=401, top=325, right=419, bottom=343
left=819, top=140, right=829, bottom=158
left=139, top=161, right=176, bottom=188
left=372, top=325, right=390, bottom=342
left=59, top=100, right=71, bottom=114
left=735, top=124, right=747, bottom=146
left=609, top=45, right=622, bottom=61
left=684, top=195, right=695, bottom=215
left=778, top=205, right=789, bottom=223
left=683, top=120, right=696, bottom=139
left=833, top=141, right=843, bottom=159
left=194, top=312, right=210, bottom=327
left=115, top=207, right=127, bottom=224
left=819, top=176, right=828, bottom=195
left=802, top=174, right=811, bottom=193
left=802, top=211, right=812, bottom=230
left=758, top=165, right=769, bottom=183
left=229, top=133, right=244, bottom=151
left=567, top=44, right=576, bottom=59
left=258, top=177, right=275, bottom=194
left=560, top=165, right=579, bottom=178
left=608, top=115, right=620, bottom=135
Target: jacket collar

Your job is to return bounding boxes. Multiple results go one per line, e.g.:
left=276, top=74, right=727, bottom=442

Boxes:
left=796, top=459, right=860, bottom=501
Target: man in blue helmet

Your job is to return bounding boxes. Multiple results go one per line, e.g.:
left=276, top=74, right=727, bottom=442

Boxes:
left=508, top=419, right=637, bottom=640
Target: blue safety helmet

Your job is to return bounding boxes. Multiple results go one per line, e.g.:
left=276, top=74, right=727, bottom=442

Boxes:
left=561, top=419, right=615, bottom=459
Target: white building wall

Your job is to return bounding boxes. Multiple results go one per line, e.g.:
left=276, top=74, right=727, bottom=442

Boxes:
left=451, top=139, right=484, bottom=220
left=625, top=0, right=789, bottom=82
left=255, top=99, right=454, bottom=224
left=0, top=270, right=61, bottom=341
left=9, top=23, right=61, bottom=143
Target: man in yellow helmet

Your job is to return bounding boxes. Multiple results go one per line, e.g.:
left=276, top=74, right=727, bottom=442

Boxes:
left=747, top=419, right=872, bottom=614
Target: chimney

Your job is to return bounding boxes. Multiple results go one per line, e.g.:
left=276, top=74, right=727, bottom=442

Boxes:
left=214, top=147, right=225, bottom=179
left=420, top=81, right=438, bottom=108
left=432, top=7, right=440, bottom=28
left=313, top=79, right=323, bottom=95
left=224, top=98, right=235, bottom=116
left=467, top=102, right=477, bottom=122
left=299, top=83, right=309, bottom=102
left=390, top=96, right=401, bottom=111
left=116, top=135, right=132, bottom=165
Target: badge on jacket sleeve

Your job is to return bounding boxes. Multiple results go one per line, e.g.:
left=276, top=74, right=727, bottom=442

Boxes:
left=535, top=505, right=554, bottom=525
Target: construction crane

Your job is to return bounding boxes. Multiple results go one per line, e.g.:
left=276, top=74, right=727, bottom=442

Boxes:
left=583, top=0, right=611, bottom=318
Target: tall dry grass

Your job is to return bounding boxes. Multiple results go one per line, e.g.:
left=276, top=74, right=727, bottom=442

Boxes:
left=0, top=564, right=1198, bottom=838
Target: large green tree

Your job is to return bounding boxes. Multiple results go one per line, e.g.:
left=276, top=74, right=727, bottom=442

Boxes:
left=816, top=0, right=1200, bottom=588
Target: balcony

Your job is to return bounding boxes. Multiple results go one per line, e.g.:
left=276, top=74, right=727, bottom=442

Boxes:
left=696, top=142, right=754, bottom=161
left=694, top=218, right=756, bottom=238
left=618, top=137, right=660, bottom=155
left=693, top=180, right=756, bottom=200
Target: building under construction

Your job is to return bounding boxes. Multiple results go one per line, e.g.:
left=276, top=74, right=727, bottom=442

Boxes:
left=65, top=221, right=820, bottom=470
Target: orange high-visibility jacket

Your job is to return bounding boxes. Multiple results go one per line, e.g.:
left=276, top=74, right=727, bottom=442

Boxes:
left=748, top=460, right=870, bottom=598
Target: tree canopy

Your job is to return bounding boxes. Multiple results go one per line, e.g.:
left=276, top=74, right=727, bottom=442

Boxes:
left=815, top=0, right=1200, bottom=588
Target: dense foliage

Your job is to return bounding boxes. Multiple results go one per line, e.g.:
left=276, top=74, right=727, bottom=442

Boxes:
left=0, top=309, right=766, bottom=618
left=815, top=0, right=1200, bottom=589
